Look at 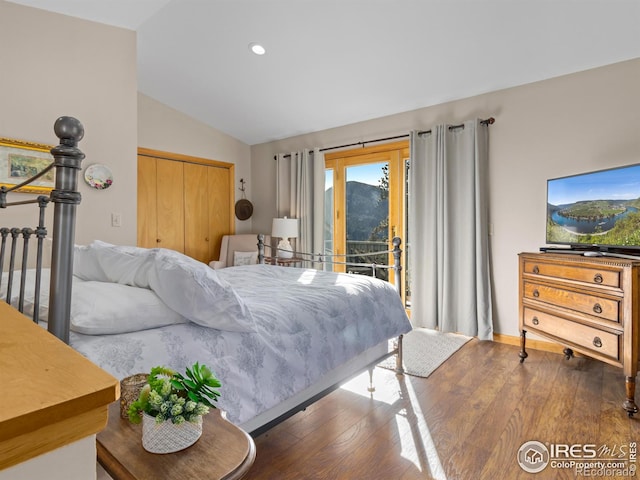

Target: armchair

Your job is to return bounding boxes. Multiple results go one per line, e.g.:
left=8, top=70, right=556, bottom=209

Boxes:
left=209, top=234, right=270, bottom=269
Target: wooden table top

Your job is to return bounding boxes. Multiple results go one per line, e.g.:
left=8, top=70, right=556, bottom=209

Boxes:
left=0, top=302, right=118, bottom=470
left=97, top=402, right=256, bottom=480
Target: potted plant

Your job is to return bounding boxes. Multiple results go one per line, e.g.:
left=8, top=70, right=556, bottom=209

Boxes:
left=127, top=362, right=222, bottom=453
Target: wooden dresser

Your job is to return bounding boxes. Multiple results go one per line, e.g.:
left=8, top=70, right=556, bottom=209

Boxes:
left=518, top=252, right=640, bottom=416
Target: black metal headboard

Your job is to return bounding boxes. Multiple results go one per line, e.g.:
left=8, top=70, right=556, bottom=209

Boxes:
left=0, top=117, right=84, bottom=343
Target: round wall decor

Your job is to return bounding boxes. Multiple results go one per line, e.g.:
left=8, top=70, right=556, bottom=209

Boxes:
left=235, top=178, right=253, bottom=220
left=235, top=198, right=253, bottom=220
left=84, top=164, right=113, bottom=190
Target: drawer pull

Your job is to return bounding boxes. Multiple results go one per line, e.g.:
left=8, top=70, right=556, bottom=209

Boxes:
left=532, top=266, right=540, bottom=274
left=532, top=317, right=539, bottom=326
left=593, top=337, right=603, bottom=348
left=593, top=273, right=603, bottom=284
left=593, top=303, right=603, bottom=314
left=532, top=289, right=540, bottom=298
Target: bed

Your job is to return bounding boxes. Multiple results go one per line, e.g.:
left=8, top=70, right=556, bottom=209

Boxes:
left=1, top=117, right=412, bottom=436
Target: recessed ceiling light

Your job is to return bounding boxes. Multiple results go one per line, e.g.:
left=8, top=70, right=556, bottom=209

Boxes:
left=249, top=42, right=266, bottom=55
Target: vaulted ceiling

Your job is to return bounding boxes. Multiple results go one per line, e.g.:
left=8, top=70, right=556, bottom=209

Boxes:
left=9, top=0, right=640, bottom=145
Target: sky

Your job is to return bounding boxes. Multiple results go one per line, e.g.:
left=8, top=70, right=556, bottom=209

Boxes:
left=547, top=164, right=640, bottom=205
left=325, top=162, right=386, bottom=191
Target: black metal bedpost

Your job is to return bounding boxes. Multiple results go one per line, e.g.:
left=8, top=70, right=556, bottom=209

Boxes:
left=391, top=236, right=405, bottom=375
left=32, top=196, right=50, bottom=324
left=392, top=236, right=402, bottom=296
left=257, top=234, right=265, bottom=264
left=48, top=117, right=85, bottom=343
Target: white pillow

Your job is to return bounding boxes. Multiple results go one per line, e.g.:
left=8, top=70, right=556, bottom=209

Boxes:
left=74, top=243, right=110, bottom=281
left=0, top=270, right=187, bottom=334
left=83, top=243, right=256, bottom=333
left=70, top=281, right=187, bottom=335
left=93, top=242, right=154, bottom=288
left=233, top=251, right=258, bottom=266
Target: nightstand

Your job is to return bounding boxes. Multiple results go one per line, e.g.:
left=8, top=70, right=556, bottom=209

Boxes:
left=97, top=402, right=255, bottom=479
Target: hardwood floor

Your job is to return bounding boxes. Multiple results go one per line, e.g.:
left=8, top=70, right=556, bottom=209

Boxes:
left=245, top=340, right=640, bottom=480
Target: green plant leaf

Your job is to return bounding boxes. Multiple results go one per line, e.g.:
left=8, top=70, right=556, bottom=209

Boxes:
left=187, top=391, right=198, bottom=402
left=204, top=378, right=222, bottom=388
left=183, top=378, right=197, bottom=389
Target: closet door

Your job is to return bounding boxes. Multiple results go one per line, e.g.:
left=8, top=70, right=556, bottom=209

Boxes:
left=137, top=148, right=234, bottom=263
left=156, top=159, right=185, bottom=252
left=184, top=163, right=210, bottom=263
left=207, top=166, right=232, bottom=263
left=184, top=163, right=232, bottom=264
left=137, top=155, right=185, bottom=251
left=137, top=155, right=157, bottom=249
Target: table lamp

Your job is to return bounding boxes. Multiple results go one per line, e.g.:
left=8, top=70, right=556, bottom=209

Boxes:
left=271, top=217, right=298, bottom=259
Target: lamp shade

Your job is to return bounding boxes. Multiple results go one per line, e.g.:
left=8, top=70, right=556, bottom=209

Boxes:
left=271, top=217, right=298, bottom=239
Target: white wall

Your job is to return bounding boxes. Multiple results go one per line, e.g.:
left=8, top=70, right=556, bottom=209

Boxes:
left=0, top=437, right=97, bottom=480
left=137, top=93, right=253, bottom=233
left=251, top=58, right=640, bottom=338
left=0, top=0, right=137, bottom=246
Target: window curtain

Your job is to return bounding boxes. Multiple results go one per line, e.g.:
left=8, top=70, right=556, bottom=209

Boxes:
left=408, top=119, right=493, bottom=340
left=275, top=148, right=325, bottom=264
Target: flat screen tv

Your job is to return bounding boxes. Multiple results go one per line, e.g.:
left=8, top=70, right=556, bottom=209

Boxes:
left=546, top=163, right=640, bottom=253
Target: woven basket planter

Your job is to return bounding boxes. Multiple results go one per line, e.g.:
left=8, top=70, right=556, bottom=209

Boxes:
left=119, top=373, right=148, bottom=419
left=141, top=413, right=203, bottom=454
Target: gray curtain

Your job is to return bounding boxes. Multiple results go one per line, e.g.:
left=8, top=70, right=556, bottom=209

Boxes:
left=409, top=119, right=493, bottom=340
left=275, top=148, right=325, bottom=263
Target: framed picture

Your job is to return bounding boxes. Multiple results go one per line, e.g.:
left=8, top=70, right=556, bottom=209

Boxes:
left=0, top=137, right=55, bottom=193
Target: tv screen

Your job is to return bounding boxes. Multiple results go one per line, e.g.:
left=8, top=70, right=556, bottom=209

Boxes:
left=546, top=163, right=640, bottom=251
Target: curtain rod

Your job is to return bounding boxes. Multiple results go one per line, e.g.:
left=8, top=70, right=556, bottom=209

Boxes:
left=274, top=117, right=495, bottom=160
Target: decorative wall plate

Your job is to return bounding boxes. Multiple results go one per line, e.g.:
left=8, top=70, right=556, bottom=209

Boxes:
left=84, top=164, right=113, bottom=190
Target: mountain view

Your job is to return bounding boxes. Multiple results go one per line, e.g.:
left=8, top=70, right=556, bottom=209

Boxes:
left=325, top=181, right=388, bottom=241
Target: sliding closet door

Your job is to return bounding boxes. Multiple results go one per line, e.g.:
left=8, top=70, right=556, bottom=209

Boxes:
left=184, top=163, right=210, bottom=263
left=156, top=159, right=185, bottom=252
left=137, top=155, right=157, bottom=249
left=138, top=148, right=234, bottom=263
left=184, top=163, right=233, bottom=264
left=207, top=165, right=232, bottom=263
left=137, top=155, right=185, bottom=251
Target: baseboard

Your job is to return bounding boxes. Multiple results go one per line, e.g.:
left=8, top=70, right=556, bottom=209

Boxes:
left=492, top=333, right=571, bottom=356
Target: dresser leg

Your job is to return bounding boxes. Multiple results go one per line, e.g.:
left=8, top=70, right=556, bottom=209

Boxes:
left=519, top=330, right=528, bottom=363
left=624, top=376, right=638, bottom=417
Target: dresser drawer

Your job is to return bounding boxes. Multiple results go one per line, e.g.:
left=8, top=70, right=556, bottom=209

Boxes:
left=523, top=307, right=620, bottom=361
left=522, top=259, right=620, bottom=288
left=523, top=282, right=620, bottom=323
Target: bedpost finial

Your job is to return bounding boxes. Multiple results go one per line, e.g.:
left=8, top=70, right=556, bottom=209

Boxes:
left=54, top=116, right=84, bottom=147
left=392, top=236, right=402, bottom=248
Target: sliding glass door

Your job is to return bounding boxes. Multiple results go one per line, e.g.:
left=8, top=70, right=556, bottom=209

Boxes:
left=325, top=141, right=409, bottom=305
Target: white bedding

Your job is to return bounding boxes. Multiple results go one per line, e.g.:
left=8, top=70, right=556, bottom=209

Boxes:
left=1, top=269, right=188, bottom=334
left=3, top=243, right=412, bottom=428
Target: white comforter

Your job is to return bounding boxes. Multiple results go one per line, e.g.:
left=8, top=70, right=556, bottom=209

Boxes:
left=70, top=250, right=410, bottom=426
left=4, top=243, right=412, bottom=427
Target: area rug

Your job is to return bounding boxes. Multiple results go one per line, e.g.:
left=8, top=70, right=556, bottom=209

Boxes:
left=379, top=328, right=472, bottom=378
